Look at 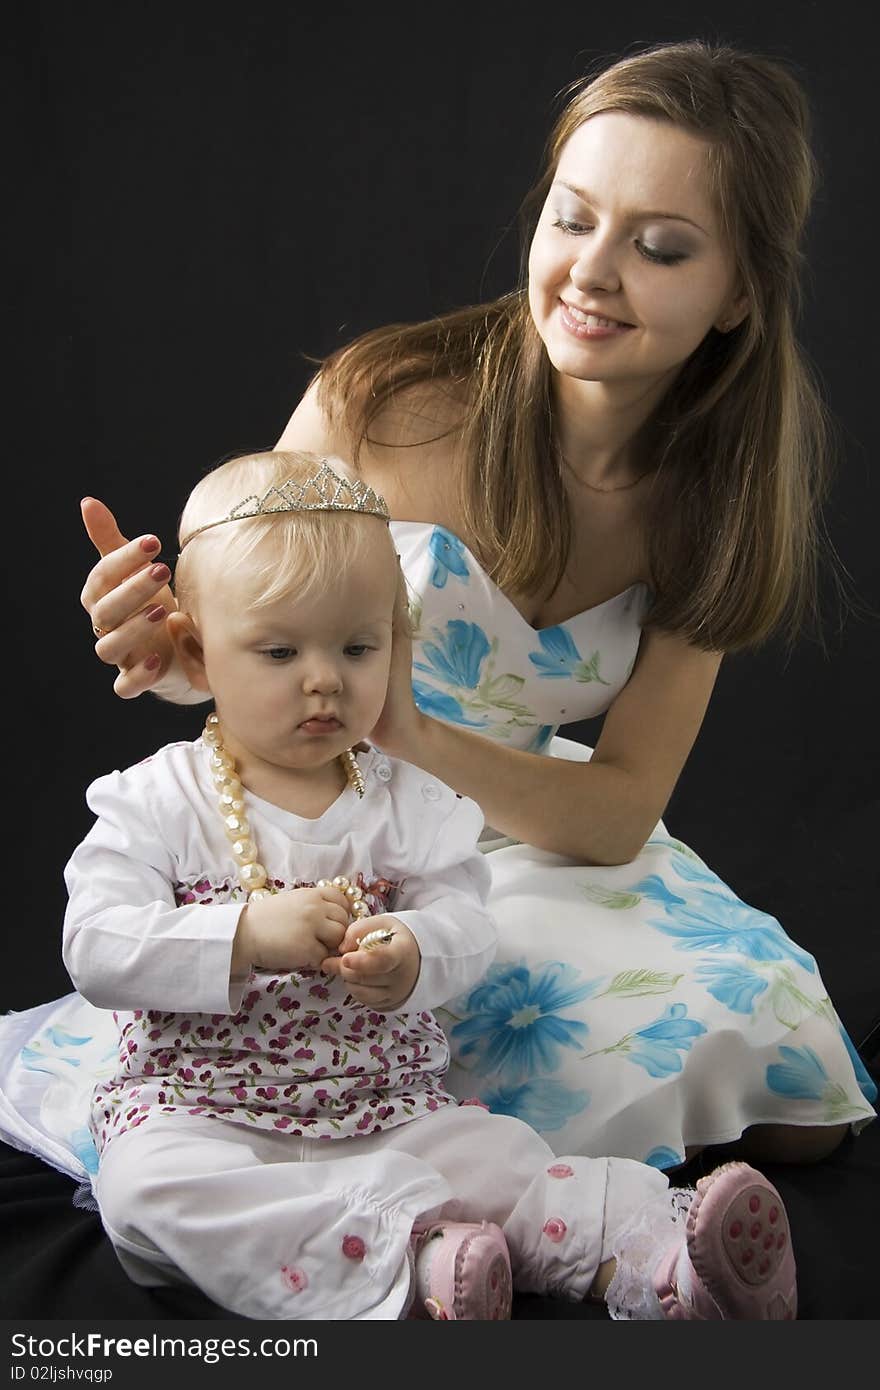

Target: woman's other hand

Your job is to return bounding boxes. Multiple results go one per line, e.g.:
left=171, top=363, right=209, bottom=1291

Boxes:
left=80, top=496, right=178, bottom=699
left=368, top=619, right=424, bottom=761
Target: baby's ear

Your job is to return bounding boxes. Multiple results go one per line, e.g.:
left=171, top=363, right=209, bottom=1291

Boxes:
left=167, top=611, right=211, bottom=692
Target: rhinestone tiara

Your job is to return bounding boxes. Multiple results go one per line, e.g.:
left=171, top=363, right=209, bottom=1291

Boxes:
left=179, top=460, right=390, bottom=549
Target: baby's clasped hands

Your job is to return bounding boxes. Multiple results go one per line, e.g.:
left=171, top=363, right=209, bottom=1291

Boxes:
left=323, top=915, right=421, bottom=1010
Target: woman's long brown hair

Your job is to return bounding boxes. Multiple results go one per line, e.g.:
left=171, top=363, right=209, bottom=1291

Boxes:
left=317, top=41, right=831, bottom=652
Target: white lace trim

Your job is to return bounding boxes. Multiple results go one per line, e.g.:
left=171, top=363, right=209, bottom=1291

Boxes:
left=605, top=1187, right=693, bottom=1321
left=72, top=1179, right=99, bottom=1213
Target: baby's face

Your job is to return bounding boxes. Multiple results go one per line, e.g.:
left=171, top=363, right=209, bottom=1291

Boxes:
left=196, top=523, right=397, bottom=780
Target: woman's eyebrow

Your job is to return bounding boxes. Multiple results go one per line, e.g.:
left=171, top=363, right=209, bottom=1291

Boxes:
left=552, top=180, right=709, bottom=235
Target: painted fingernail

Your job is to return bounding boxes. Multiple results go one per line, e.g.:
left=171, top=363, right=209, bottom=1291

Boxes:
left=140, top=536, right=160, bottom=554
left=149, top=563, right=170, bottom=581
left=146, top=605, right=166, bottom=623
left=144, top=654, right=161, bottom=671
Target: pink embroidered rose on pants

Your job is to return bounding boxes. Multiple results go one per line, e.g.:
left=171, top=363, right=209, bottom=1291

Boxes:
left=542, top=1218, right=567, bottom=1243
left=280, top=1265, right=308, bottom=1293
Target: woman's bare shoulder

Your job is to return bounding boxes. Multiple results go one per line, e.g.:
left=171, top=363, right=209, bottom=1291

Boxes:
left=276, top=375, right=468, bottom=521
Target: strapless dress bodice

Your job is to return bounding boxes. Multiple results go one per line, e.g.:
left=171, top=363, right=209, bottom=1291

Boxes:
left=391, top=520, right=651, bottom=752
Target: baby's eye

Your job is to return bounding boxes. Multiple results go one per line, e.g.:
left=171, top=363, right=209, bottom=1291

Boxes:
left=344, top=644, right=371, bottom=658
left=264, top=647, right=296, bottom=661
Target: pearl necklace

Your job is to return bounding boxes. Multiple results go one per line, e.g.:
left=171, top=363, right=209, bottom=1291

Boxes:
left=203, top=713, right=392, bottom=945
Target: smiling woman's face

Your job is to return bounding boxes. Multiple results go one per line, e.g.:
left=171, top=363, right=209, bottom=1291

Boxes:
left=527, top=111, right=747, bottom=395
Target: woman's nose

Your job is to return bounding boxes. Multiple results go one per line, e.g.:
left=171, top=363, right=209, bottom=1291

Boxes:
left=569, top=233, right=622, bottom=294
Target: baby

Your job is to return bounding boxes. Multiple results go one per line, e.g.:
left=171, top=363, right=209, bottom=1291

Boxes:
left=62, top=450, right=797, bottom=1320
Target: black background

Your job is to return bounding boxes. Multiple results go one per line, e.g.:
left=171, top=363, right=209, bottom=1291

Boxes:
left=10, top=0, right=878, bottom=1050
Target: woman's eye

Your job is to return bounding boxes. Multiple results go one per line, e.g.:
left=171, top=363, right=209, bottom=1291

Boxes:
left=552, top=216, right=591, bottom=235
left=636, top=240, right=687, bottom=266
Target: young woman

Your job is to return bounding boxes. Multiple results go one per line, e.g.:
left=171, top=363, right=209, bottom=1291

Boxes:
left=79, top=41, right=877, bottom=1169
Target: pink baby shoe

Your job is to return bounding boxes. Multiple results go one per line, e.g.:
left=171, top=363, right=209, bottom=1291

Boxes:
left=654, top=1162, right=797, bottom=1319
left=410, top=1220, right=513, bottom=1320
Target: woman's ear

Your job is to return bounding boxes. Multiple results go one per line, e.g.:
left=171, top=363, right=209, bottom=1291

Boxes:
left=716, top=288, right=750, bottom=334
left=167, top=611, right=211, bottom=692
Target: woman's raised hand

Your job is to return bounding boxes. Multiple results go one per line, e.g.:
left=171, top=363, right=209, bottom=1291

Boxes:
left=80, top=496, right=179, bottom=699
left=368, top=619, right=423, bottom=761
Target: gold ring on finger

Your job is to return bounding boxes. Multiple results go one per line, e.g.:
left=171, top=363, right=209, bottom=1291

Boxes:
left=92, top=623, right=108, bottom=638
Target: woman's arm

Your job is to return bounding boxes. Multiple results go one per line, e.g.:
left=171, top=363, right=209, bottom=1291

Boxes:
left=275, top=377, right=346, bottom=453
left=374, top=626, right=723, bottom=865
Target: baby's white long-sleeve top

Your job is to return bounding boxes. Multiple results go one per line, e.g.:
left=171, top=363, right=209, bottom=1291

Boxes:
left=63, top=740, right=496, bottom=1016
left=63, top=741, right=498, bottom=1149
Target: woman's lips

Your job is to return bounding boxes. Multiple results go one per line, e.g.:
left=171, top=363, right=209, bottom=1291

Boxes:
left=298, top=716, right=342, bottom=735
left=559, top=301, right=635, bottom=338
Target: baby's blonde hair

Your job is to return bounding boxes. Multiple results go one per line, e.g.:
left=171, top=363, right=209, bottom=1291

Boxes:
left=174, top=450, right=409, bottom=630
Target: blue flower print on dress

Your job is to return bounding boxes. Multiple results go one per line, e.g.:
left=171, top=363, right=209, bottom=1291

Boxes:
left=766, top=1043, right=875, bottom=1122
left=479, top=1079, right=590, bottom=1132
left=429, top=527, right=470, bottom=589
left=766, top=1044, right=831, bottom=1101
left=528, top=627, right=611, bottom=684
left=626, top=874, right=687, bottom=913
left=667, top=851, right=738, bottom=897
left=415, top=620, right=490, bottom=690
left=837, top=1026, right=879, bottom=1104
left=644, top=1145, right=685, bottom=1170
left=585, top=1002, right=707, bottom=1078
left=650, top=894, right=817, bottom=973
left=695, top=961, right=769, bottom=1015
left=524, top=724, right=555, bottom=753
left=68, top=1125, right=99, bottom=1174
left=412, top=622, right=539, bottom=735
left=20, top=1025, right=96, bottom=1073
left=21, top=1045, right=82, bottom=1072
left=449, top=961, right=600, bottom=1081
left=412, top=680, right=487, bottom=728
left=46, top=1026, right=94, bottom=1048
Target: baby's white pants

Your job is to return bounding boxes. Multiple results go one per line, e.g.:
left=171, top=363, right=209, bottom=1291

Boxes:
left=95, top=1104, right=668, bottom=1320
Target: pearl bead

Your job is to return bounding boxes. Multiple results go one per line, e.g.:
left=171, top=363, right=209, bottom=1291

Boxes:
left=352, top=900, right=370, bottom=917
left=212, top=769, right=239, bottom=793
left=224, top=813, right=250, bottom=838
left=345, top=884, right=363, bottom=900
left=209, top=750, right=235, bottom=771
left=247, top=887, right=272, bottom=902
left=240, top=861, right=268, bottom=889
left=203, top=727, right=222, bottom=747
left=231, top=838, right=258, bottom=863
left=315, top=879, right=331, bottom=888
left=333, top=876, right=350, bottom=889
left=220, top=794, right=246, bottom=814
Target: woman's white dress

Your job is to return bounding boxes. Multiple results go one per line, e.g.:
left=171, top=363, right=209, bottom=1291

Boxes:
left=393, top=521, right=877, bottom=1166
